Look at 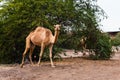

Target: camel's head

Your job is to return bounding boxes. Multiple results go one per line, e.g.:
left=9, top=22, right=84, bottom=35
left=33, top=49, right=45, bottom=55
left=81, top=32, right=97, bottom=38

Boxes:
left=54, top=24, right=61, bottom=31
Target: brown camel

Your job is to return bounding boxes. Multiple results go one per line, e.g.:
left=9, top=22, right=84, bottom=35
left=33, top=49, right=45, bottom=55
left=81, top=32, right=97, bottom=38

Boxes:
left=80, top=36, right=87, bottom=55
left=80, top=36, right=94, bottom=56
left=20, top=24, right=61, bottom=68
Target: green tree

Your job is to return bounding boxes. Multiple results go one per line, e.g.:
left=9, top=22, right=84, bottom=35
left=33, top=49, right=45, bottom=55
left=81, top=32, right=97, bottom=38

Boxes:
left=0, top=0, right=111, bottom=63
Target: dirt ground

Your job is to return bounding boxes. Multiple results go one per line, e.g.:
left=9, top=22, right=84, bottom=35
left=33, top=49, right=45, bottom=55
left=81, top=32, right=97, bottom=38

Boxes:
left=0, top=53, right=120, bottom=80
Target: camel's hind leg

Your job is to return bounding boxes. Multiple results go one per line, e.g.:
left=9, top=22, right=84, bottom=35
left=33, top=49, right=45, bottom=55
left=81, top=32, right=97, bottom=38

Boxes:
left=38, top=43, right=45, bottom=65
left=29, top=45, right=35, bottom=65
left=20, top=47, right=29, bottom=68
left=20, top=37, right=31, bottom=68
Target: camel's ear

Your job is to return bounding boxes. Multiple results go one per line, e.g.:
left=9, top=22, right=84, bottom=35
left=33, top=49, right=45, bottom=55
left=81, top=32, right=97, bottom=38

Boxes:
left=54, top=24, right=61, bottom=27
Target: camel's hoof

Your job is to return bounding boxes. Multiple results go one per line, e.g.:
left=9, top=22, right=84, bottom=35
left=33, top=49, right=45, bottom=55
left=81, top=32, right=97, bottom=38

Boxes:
left=20, top=64, right=23, bottom=68
left=37, top=64, right=41, bottom=67
left=31, top=63, right=34, bottom=66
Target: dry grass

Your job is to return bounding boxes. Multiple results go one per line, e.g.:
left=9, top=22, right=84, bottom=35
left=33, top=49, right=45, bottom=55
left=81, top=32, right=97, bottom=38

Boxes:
left=0, top=55, right=120, bottom=80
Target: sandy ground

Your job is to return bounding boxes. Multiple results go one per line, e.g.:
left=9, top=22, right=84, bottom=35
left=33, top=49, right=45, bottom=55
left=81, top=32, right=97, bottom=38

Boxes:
left=0, top=52, right=120, bottom=80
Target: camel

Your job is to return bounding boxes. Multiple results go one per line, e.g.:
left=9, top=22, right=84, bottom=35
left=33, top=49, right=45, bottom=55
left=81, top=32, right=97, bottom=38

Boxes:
left=80, top=36, right=88, bottom=55
left=80, top=36, right=95, bottom=56
left=20, top=24, right=61, bottom=68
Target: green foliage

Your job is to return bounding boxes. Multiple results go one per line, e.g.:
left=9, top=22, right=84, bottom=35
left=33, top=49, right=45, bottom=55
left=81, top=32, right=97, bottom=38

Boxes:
left=112, top=32, right=120, bottom=46
left=0, top=0, right=78, bottom=63
left=0, top=0, right=109, bottom=63
left=90, top=33, right=113, bottom=60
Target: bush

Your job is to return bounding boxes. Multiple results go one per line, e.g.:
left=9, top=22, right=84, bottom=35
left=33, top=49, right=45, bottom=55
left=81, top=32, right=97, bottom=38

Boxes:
left=0, top=0, right=107, bottom=63
left=112, top=32, right=120, bottom=46
left=90, top=33, right=113, bottom=60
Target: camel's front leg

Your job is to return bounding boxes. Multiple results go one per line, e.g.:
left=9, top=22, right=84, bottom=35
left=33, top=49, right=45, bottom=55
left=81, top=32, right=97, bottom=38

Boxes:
left=38, top=43, right=45, bottom=65
left=49, top=44, right=55, bottom=67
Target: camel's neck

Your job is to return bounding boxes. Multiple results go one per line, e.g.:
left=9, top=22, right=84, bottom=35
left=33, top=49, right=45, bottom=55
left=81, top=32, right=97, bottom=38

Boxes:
left=53, top=30, right=60, bottom=43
